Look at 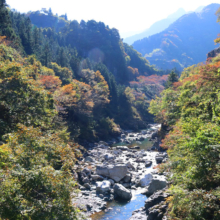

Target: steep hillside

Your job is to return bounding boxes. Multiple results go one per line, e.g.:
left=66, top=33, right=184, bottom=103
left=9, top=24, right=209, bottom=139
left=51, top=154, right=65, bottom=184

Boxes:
left=124, top=8, right=186, bottom=45
left=133, top=3, right=220, bottom=71
left=5, top=4, right=166, bottom=141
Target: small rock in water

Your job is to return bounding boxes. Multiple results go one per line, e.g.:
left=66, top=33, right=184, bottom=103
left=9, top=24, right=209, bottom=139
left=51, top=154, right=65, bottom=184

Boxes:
left=145, top=161, right=152, bottom=167
left=114, top=183, right=132, bottom=201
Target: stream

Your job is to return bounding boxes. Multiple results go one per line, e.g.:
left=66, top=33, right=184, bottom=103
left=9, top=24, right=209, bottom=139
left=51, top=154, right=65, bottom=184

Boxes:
left=91, top=124, right=160, bottom=220
left=90, top=191, right=147, bottom=220
left=74, top=124, right=165, bottom=220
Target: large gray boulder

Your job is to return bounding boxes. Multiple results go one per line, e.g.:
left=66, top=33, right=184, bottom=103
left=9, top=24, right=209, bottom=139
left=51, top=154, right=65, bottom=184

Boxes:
left=96, top=180, right=111, bottom=194
left=139, top=173, right=153, bottom=187
left=114, top=183, right=132, bottom=201
left=96, top=164, right=128, bottom=182
left=145, top=177, right=167, bottom=196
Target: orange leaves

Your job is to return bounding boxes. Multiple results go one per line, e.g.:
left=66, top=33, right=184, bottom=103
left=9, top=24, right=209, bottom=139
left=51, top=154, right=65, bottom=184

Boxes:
left=127, top=66, right=139, bottom=77
left=39, top=75, right=62, bottom=92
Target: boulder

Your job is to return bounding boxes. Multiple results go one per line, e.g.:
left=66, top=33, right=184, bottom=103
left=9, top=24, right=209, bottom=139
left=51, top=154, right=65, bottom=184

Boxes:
left=145, top=161, right=152, bottom=167
left=96, top=180, right=111, bottom=194
left=148, top=203, right=168, bottom=220
left=121, top=134, right=126, bottom=138
left=114, top=183, right=132, bottom=201
left=139, top=137, right=145, bottom=141
left=139, top=173, right=153, bottom=187
left=84, top=183, right=91, bottom=190
left=82, top=168, right=92, bottom=176
left=150, top=131, right=158, bottom=140
left=130, top=146, right=140, bottom=150
left=145, top=177, right=167, bottom=196
left=91, top=175, right=104, bottom=181
left=96, top=164, right=128, bottom=182
left=104, top=153, right=115, bottom=160
left=122, top=173, right=132, bottom=183
left=126, top=161, right=136, bottom=170
left=145, top=190, right=169, bottom=211
left=116, top=146, right=129, bottom=151
left=82, top=177, right=90, bottom=184
left=130, top=207, right=147, bottom=220
left=155, top=156, right=164, bottom=164
left=85, top=156, right=94, bottom=162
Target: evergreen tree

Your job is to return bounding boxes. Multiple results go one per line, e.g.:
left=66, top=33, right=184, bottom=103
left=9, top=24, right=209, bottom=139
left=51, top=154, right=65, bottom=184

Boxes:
left=165, top=69, right=179, bottom=88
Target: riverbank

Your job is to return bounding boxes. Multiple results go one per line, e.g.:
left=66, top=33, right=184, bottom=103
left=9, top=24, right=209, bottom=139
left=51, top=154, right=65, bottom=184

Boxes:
left=73, top=124, right=168, bottom=219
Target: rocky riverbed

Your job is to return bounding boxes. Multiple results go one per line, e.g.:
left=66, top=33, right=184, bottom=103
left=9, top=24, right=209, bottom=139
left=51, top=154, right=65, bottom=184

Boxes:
left=73, top=124, right=169, bottom=220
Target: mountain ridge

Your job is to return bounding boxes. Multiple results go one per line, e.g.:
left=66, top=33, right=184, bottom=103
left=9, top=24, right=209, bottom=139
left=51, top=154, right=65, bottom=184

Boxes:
left=132, top=3, right=220, bottom=71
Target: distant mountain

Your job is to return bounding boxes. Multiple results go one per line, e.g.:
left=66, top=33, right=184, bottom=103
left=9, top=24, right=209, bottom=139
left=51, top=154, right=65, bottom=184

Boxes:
left=124, top=8, right=186, bottom=45
left=195, top=6, right=205, bottom=12
left=132, top=3, right=220, bottom=71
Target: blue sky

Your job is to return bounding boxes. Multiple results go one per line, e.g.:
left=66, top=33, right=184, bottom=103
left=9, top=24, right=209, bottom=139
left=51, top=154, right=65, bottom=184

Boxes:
left=7, top=0, right=220, bottom=37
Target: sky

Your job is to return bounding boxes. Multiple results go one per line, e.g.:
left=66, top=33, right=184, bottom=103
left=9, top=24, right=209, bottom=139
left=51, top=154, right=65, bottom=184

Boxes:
left=6, top=0, right=220, bottom=38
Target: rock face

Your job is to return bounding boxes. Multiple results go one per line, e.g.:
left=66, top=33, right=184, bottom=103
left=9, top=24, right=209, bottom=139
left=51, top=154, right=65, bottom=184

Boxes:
left=113, top=183, right=132, bottom=201
left=145, top=190, right=169, bottom=210
left=96, top=180, right=111, bottom=194
left=96, top=164, right=128, bottom=182
left=207, top=47, right=220, bottom=59
left=145, top=190, right=169, bottom=220
left=145, top=177, right=167, bottom=196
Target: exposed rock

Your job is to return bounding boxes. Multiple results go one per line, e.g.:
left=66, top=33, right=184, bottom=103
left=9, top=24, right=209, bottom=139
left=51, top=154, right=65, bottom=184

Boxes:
left=83, top=168, right=92, bottom=176
left=156, top=152, right=168, bottom=164
left=108, top=179, right=115, bottom=186
left=145, top=161, right=152, bottom=167
left=122, top=183, right=131, bottom=188
left=139, top=173, right=153, bottom=187
left=150, top=131, right=158, bottom=140
left=99, top=144, right=109, bottom=149
left=155, top=156, right=164, bottom=164
left=148, top=202, right=168, bottom=220
left=104, top=153, right=115, bottom=160
left=96, top=180, right=111, bottom=194
left=130, top=146, right=140, bottom=150
left=145, top=177, right=167, bottom=196
left=96, top=164, right=128, bottom=182
left=82, top=177, right=90, bottom=184
left=91, top=175, right=104, bottom=181
left=129, top=207, right=147, bottom=220
left=116, top=146, right=129, bottom=151
left=207, top=47, right=220, bottom=59
left=113, top=183, right=132, bottom=201
left=85, top=156, right=94, bottom=162
left=121, top=134, right=126, bottom=138
left=126, top=161, right=136, bottom=170
left=122, top=173, right=132, bottom=183
left=84, top=183, right=91, bottom=190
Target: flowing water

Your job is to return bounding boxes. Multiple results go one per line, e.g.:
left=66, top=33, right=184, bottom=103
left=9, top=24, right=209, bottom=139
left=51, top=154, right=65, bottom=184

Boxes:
left=91, top=191, right=147, bottom=220
left=90, top=124, right=160, bottom=220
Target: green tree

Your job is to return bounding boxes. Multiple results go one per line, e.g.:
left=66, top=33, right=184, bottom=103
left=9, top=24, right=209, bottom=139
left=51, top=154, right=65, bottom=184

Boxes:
left=165, top=69, right=178, bottom=88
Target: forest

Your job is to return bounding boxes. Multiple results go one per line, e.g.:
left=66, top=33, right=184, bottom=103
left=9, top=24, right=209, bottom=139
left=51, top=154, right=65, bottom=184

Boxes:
left=0, top=0, right=220, bottom=219
left=149, top=8, right=220, bottom=219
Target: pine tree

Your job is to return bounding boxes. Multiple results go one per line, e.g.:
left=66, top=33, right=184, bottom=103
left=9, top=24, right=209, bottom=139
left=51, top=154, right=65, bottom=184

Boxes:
left=165, top=70, right=178, bottom=88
